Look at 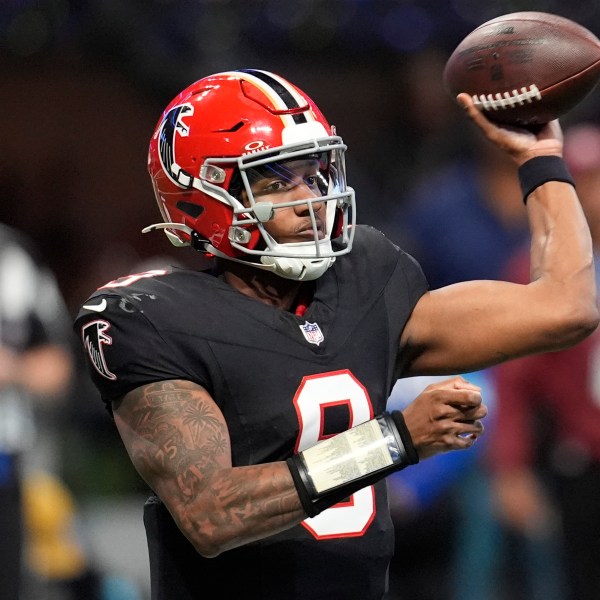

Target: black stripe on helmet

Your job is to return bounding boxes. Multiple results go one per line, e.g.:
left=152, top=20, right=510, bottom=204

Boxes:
left=237, top=69, right=308, bottom=125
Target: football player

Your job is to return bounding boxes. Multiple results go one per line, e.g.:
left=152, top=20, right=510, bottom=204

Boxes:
left=74, top=69, right=598, bottom=600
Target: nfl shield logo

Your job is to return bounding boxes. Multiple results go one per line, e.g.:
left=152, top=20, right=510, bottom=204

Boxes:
left=299, top=321, right=324, bottom=346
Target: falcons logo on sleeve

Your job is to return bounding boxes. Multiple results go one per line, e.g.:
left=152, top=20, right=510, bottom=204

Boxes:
left=82, top=320, right=117, bottom=380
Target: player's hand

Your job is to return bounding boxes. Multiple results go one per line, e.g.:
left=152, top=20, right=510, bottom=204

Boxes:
left=457, top=92, right=564, bottom=166
left=401, top=375, right=487, bottom=460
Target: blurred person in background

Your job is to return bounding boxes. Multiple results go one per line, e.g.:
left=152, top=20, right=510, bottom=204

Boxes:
left=387, top=123, right=600, bottom=600
left=488, top=122, right=600, bottom=600
left=0, top=223, right=73, bottom=600
left=385, top=369, right=497, bottom=600
left=0, top=224, right=142, bottom=600
left=391, top=130, right=529, bottom=290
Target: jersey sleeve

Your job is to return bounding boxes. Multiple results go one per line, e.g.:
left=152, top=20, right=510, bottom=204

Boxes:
left=395, top=248, right=429, bottom=307
left=357, top=225, right=429, bottom=306
left=74, top=293, right=211, bottom=408
left=351, top=224, right=429, bottom=302
left=376, top=228, right=429, bottom=319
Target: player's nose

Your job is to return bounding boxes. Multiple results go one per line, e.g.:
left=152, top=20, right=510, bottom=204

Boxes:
left=293, top=181, right=325, bottom=205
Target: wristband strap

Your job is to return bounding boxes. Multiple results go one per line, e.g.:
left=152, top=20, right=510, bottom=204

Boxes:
left=287, top=455, right=318, bottom=517
left=389, top=410, right=419, bottom=465
left=518, top=155, right=575, bottom=204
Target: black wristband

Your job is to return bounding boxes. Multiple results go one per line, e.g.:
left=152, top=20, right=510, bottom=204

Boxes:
left=287, top=455, right=319, bottom=517
left=518, top=155, right=575, bottom=204
left=389, top=410, right=419, bottom=465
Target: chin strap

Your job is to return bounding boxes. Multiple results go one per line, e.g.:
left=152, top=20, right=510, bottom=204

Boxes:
left=142, top=223, right=211, bottom=253
left=257, top=237, right=337, bottom=281
left=141, top=222, right=194, bottom=248
left=260, top=255, right=335, bottom=281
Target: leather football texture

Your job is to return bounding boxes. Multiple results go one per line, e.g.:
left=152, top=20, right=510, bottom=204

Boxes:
left=443, top=11, right=600, bottom=126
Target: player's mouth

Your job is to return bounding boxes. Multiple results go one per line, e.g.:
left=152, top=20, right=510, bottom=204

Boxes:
left=295, top=221, right=325, bottom=240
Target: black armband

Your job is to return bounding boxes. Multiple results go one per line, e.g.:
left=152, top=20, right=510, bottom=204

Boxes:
left=518, top=155, right=575, bottom=204
left=287, top=410, right=419, bottom=517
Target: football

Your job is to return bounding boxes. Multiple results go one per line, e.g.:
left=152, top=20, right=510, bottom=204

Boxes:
left=443, top=11, right=600, bottom=126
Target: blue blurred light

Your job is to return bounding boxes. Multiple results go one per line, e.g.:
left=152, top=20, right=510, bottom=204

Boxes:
left=382, top=4, right=434, bottom=53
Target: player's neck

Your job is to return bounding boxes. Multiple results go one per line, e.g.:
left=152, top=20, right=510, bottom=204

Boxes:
left=215, top=259, right=310, bottom=312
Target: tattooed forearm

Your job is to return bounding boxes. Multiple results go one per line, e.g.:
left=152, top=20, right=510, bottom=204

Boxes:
left=113, top=379, right=305, bottom=556
left=116, top=380, right=230, bottom=497
left=181, top=461, right=304, bottom=556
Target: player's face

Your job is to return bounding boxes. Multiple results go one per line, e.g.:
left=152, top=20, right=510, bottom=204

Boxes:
left=245, top=156, right=329, bottom=244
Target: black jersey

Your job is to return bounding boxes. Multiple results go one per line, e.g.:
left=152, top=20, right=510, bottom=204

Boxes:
left=74, top=225, right=428, bottom=600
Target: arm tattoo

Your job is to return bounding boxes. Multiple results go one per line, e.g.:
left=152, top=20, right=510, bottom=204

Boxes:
left=117, top=380, right=303, bottom=544
left=123, top=380, right=229, bottom=498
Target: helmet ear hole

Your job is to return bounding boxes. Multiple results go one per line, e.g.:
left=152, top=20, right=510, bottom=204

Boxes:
left=176, top=201, right=204, bottom=218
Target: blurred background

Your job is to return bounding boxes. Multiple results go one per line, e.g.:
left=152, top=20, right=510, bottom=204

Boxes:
left=3, top=1, right=600, bottom=599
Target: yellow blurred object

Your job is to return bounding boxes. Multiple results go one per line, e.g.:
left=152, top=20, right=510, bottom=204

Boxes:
left=22, top=470, right=87, bottom=580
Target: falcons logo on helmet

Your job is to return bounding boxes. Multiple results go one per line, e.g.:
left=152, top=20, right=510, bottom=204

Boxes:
left=82, top=320, right=117, bottom=381
left=158, top=103, right=195, bottom=189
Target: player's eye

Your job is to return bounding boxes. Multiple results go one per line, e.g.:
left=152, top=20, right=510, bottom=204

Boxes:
left=252, top=179, right=289, bottom=197
left=263, top=180, right=289, bottom=193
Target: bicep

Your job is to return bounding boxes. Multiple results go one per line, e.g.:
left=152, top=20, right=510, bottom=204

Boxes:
left=112, top=379, right=231, bottom=503
left=400, top=278, right=559, bottom=375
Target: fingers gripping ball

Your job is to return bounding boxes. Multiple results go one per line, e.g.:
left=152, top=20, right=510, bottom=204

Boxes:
left=443, top=11, right=600, bottom=127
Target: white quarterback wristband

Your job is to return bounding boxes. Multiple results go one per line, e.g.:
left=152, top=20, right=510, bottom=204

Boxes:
left=287, top=411, right=419, bottom=517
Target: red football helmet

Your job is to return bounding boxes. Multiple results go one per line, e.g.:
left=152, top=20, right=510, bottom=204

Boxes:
left=146, top=69, right=355, bottom=281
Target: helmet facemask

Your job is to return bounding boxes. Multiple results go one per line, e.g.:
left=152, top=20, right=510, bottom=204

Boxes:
left=202, top=136, right=355, bottom=281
